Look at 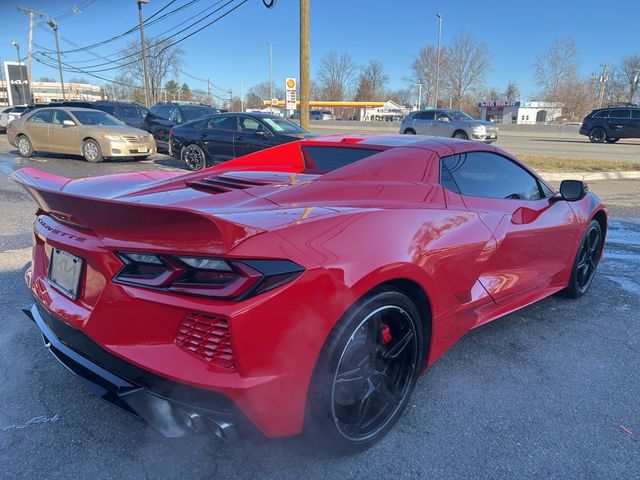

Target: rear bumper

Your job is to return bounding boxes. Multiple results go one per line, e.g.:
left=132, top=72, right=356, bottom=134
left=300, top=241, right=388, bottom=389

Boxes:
left=23, top=303, right=240, bottom=440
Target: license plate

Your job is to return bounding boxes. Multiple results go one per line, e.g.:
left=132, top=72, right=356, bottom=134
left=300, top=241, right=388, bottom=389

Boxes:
left=49, top=248, right=83, bottom=299
left=137, top=146, right=148, bottom=153
left=489, top=133, right=496, bottom=138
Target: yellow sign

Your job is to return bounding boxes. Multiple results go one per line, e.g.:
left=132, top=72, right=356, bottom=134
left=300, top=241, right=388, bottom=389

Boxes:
left=271, top=98, right=279, bottom=106
left=285, top=77, right=296, bottom=90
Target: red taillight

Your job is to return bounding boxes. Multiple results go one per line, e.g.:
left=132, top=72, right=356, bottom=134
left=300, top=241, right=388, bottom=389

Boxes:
left=169, top=129, right=174, bottom=136
left=113, top=253, right=304, bottom=300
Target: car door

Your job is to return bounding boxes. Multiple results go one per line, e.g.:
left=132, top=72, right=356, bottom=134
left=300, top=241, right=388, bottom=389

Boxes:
left=24, top=109, right=54, bottom=150
left=631, top=110, right=640, bottom=138
left=606, top=109, right=632, bottom=138
left=433, top=110, right=454, bottom=137
left=441, top=151, right=580, bottom=304
left=200, top=114, right=237, bottom=161
left=149, top=105, right=174, bottom=149
left=48, top=110, right=80, bottom=154
left=412, top=110, right=435, bottom=134
left=235, top=116, right=278, bottom=156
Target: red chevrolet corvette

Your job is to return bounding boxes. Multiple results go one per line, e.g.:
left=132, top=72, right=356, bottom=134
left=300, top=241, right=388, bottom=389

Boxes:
left=14, top=134, right=606, bottom=452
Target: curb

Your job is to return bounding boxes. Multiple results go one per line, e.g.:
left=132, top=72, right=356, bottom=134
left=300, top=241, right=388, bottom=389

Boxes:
left=539, top=171, right=640, bottom=182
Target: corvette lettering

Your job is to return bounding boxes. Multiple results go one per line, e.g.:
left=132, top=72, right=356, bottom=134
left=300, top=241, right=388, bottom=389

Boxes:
left=37, top=217, right=87, bottom=242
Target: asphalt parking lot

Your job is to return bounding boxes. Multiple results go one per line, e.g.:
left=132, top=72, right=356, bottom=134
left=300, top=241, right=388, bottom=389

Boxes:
left=0, top=134, right=639, bottom=479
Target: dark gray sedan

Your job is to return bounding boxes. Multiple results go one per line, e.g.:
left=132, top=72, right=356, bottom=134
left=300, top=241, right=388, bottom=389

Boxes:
left=400, top=109, right=498, bottom=143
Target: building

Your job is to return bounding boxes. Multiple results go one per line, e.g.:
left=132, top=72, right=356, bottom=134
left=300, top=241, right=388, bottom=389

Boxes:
left=478, top=101, right=564, bottom=124
left=360, top=100, right=411, bottom=122
left=0, top=80, right=104, bottom=105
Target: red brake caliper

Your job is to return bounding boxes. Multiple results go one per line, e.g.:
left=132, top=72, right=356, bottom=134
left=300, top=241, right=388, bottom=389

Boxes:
left=381, top=323, right=392, bottom=345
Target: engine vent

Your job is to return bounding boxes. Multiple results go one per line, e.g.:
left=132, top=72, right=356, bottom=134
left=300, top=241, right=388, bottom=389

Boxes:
left=175, top=313, right=235, bottom=369
left=190, top=175, right=269, bottom=194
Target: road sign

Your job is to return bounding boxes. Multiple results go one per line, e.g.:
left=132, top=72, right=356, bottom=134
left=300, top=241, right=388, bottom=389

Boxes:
left=285, top=77, right=296, bottom=91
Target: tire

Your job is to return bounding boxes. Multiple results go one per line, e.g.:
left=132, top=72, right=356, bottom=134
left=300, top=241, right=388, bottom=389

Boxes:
left=453, top=130, right=468, bottom=140
left=403, top=129, right=416, bottom=135
left=562, top=220, right=603, bottom=298
left=182, top=144, right=207, bottom=171
left=136, top=155, right=150, bottom=161
left=82, top=139, right=103, bottom=163
left=305, top=289, right=423, bottom=453
left=605, top=137, right=620, bottom=144
left=16, top=135, right=33, bottom=158
left=588, top=127, right=606, bottom=143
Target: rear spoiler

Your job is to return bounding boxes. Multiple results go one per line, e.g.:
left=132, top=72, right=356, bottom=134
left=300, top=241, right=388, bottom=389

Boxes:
left=12, top=168, right=261, bottom=252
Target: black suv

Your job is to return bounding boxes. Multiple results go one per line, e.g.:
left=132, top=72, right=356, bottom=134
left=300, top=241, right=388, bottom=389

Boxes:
left=20, top=101, right=148, bottom=129
left=142, top=102, right=220, bottom=151
left=579, top=105, right=640, bottom=143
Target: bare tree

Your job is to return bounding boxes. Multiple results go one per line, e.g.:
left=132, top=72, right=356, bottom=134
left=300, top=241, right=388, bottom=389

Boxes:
left=316, top=51, right=357, bottom=101
left=444, top=32, right=491, bottom=109
left=119, top=38, right=184, bottom=104
left=504, top=81, right=520, bottom=102
left=245, top=81, right=284, bottom=109
left=355, top=60, right=389, bottom=101
left=619, top=55, right=640, bottom=103
left=386, top=88, right=413, bottom=107
left=533, top=38, right=579, bottom=100
left=410, top=45, right=447, bottom=107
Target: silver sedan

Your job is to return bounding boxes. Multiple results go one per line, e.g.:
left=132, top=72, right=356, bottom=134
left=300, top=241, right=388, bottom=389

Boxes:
left=400, top=109, right=498, bottom=143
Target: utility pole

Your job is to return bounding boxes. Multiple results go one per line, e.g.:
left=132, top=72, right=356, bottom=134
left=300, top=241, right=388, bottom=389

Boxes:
left=0, top=56, right=7, bottom=105
left=11, top=41, right=27, bottom=104
left=266, top=42, right=273, bottom=113
left=630, top=69, right=640, bottom=104
left=228, top=89, right=233, bottom=111
left=240, top=81, right=244, bottom=112
left=434, top=13, right=442, bottom=109
left=137, top=0, right=150, bottom=108
left=299, top=0, right=310, bottom=129
left=597, top=64, right=608, bottom=108
left=416, top=83, right=422, bottom=110
left=46, top=19, right=65, bottom=101
left=17, top=6, right=46, bottom=101
left=207, top=78, right=212, bottom=105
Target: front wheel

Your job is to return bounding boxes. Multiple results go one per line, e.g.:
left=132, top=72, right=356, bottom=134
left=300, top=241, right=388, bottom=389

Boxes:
left=403, top=129, right=416, bottom=135
left=17, top=135, right=33, bottom=158
left=305, top=289, right=423, bottom=453
left=589, top=127, right=606, bottom=143
left=82, top=139, right=103, bottom=163
left=182, top=144, right=207, bottom=171
left=563, top=220, right=603, bottom=298
left=453, top=130, right=468, bottom=140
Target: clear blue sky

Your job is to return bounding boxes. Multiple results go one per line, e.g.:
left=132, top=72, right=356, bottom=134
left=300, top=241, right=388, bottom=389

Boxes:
left=1, top=0, right=639, bottom=100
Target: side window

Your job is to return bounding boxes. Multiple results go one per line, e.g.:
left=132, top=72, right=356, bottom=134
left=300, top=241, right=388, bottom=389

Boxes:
left=27, top=110, right=53, bottom=123
left=117, top=106, right=139, bottom=119
left=416, top=111, right=434, bottom=120
left=609, top=109, right=630, bottom=119
left=592, top=110, right=608, bottom=118
left=441, top=152, right=544, bottom=201
left=156, top=106, right=172, bottom=120
left=435, top=111, right=450, bottom=122
left=632, top=110, right=640, bottom=119
left=51, top=110, right=73, bottom=125
left=207, top=115, right=237, bottom=131
left=95, top=105, right=116, bottom=116
left=169, top=107, right=184, bottom=124
left=239, top=117, right=265, bottom=132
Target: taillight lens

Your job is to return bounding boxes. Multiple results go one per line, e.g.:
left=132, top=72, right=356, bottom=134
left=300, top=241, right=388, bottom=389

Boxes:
left=114, top=252, right=304, bottom=300
left=169, top=129, right=174, bottom=136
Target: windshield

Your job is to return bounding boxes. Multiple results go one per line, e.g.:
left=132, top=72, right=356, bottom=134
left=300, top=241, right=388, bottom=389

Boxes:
left=183, top=106, right=219, bottom=121
left=262, top=117, right=306, bottom=134
left=448, top=110, right=476, bottom=121
left=72, top=110, right=123, bottom=126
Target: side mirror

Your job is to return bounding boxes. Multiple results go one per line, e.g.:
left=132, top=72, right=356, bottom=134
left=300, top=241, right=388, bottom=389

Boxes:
left=557, top=179, right=588, bottom=202
left=62, top=119, right=76, bottom=127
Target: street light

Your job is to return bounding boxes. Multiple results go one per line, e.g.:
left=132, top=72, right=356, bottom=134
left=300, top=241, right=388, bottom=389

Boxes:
left=11, top=41, right=27, bottom=104
left=137, top=0, right=150, bottom=107
left=266, top=42, right=273, bottom=114
left=434, top=13, right=442, bottom=109
left=415, top=83, right=422, bottom=110
left=46, top=19, right=66, bottom=101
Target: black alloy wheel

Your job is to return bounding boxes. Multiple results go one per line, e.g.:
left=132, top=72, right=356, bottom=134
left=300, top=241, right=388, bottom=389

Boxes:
left=589, top=127, right=606, bottom=143
left=564, top=220, right=603, bottom=298
left=182, top=144, right=207, bottom=171
left=404, top=129, right=416, bottom=134
left=306, top=289, right=423, bottom=453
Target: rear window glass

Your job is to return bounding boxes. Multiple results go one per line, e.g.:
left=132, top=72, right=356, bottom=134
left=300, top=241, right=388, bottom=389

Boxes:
left=302, top=146, right=382, bottom=173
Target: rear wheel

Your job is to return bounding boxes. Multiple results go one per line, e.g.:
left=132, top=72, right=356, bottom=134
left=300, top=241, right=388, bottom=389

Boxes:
left=182, top=144, right=207, bottom=171
left=403, top=128, right=416, bottom=135
left=17, top=135, right=33, bottom=158
left=563, top=220, right=603, bottom=298
left=588, top=127, right=606, bottom=143
left=82, top=139, right=103, bottom=163
left=453, top=130, right=468, bottom=140
left=305, top=289, right=423, bottom=453
left=605, top=137, right=620, bottom=144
